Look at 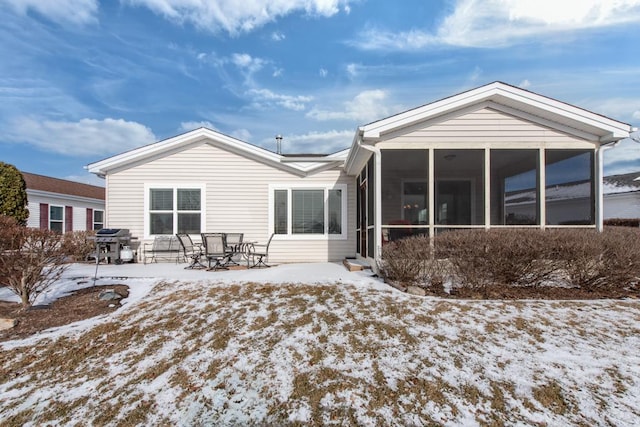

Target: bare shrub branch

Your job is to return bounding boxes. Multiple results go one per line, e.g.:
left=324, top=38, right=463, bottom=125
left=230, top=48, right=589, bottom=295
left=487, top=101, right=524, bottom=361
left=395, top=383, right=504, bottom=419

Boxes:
left=0, top=216, right=68, bottom=307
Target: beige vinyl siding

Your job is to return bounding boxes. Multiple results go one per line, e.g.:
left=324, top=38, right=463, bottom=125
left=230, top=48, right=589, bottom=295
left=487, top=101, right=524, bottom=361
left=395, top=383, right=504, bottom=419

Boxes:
left=377, top=107, right=598, bottom=149
left=106, top=142, right=355, bottom=263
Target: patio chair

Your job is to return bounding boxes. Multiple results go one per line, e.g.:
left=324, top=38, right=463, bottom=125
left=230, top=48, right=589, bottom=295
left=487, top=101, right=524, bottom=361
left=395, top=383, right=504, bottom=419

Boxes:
left=175, top=234, right=206, bottom=269
left=248, top=233, right=275, bottom=268
left=202, top=234, right=232, bottom=271
left=224, top=233, right=244, bottom=266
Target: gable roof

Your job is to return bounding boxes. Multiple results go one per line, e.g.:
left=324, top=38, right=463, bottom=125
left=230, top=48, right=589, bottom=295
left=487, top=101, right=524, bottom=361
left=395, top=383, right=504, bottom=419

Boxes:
left=87, top=127, right=349, bottom=178
left=22, top=172, right=105, bottom=200
left=345, top=82, right=632, bottom=175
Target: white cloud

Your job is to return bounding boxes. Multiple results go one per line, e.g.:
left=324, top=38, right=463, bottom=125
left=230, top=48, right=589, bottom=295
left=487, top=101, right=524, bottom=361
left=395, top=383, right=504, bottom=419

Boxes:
left=231, top=128, right=252, bottom=141
left=346, top=63, right=359, bottom=78
left=123, top=0, right=352, bottom=34
left=351, top=0, right=640, bottom=49
left=519, top=79, right=532, bottom=89
left=231, top=53, right=266, bottom=73
left=307, top=90, right=392, bottom=123
left=319, top=68, right=328, bottom=78
left=273, top=68, right=283, bottom=77
left=271, top=31, right=285, bottom=41
left=247, top=88, right=313, bottom=111
left=6, top=117, right=156, bottom=156
left=180, top=121, right=216, bottom=132
left=265, top=129, right=353, bottom=153
left=2, top=0, right=98, bottom=25
left=633, top=111, right=640, bottom=120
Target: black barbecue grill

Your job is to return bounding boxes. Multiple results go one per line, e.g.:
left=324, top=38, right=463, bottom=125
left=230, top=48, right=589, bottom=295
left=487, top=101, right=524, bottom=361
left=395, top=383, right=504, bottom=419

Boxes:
left=94, top=228, right=132, bottom=264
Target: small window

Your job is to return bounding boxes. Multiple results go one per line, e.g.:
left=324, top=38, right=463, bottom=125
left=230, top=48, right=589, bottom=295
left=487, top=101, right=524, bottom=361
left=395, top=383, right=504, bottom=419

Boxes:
left=93, top=210, right=104, bottom=230
left=274, top=190, right=288, bottom=234
left=50, top=206, right=63, bottom=233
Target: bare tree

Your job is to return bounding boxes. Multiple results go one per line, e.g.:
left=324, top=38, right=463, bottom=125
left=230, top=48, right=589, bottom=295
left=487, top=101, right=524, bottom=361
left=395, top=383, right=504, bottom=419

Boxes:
left=0, top=215, right=68, bottom=308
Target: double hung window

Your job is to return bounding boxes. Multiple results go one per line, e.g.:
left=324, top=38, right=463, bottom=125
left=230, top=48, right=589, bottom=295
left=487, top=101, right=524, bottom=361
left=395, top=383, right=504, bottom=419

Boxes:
left=147, top=186, right=203, bottom=235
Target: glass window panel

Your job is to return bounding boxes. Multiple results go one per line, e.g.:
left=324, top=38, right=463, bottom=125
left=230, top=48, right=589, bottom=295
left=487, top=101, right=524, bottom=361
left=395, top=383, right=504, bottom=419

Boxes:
left=367, top=228, right=374, bottom=258
left=177, top=213, right=201, bottom=234
left=150, top=213, right=173, bottom=235
left=367, top=156, right=375, bottom=227
left=490, top=150, right=539, bottom=225
left=328, top=189, right=342, bottom=234
left=435, top=149, right=484, bottom=226
left=50, top=206, right=63, bottom=221
left=177, top=189, right=200, bottom=210
left=50, top=221, right=63, bottom=233
left=381, top=149, right=428, bottom=226
left=403, top=181, right=428, bottom=225
left=94, top=210, right=104, bottom=223
left=545, top=150, right=594, bottom=225
left=151, top=189, right=173, bottom=210
left=292, top=190, right=324, bottom=234
left=274, top=190, right=288, bottom=234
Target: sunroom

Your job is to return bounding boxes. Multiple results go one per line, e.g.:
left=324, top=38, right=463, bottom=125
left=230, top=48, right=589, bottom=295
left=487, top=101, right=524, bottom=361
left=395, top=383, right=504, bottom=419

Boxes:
left=344, top=82, right=632, bottom=262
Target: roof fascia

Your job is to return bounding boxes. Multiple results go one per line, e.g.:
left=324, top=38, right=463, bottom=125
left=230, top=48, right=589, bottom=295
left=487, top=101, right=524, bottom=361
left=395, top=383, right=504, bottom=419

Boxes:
left=361, top=82, right=631, bottom=141
left=87, top=128, right=319, bottom=177
left=27, top=189, right=105, bottom=204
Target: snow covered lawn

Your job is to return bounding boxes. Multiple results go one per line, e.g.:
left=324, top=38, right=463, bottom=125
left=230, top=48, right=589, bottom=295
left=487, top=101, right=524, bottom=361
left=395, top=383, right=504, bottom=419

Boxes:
left=1, top=263, right=639, bottom=426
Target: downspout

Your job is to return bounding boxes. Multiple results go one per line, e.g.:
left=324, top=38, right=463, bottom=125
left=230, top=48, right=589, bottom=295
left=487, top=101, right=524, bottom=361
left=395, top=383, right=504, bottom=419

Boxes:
left=596, top=141, right=620, bottom=232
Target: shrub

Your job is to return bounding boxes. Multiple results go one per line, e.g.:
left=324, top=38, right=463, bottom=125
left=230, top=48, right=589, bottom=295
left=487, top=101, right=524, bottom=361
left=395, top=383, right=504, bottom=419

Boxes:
left=0, top=216, right=67, bottom=307
left=378, top=236, right=429, bottom=285
left=61, top=230, right=96, bottom=261
left=0, top=162, right=29, bottom=225
left=604, top=218, right=640, bottom=228
left=434, top=229, right=558, bottom=291
left=549, top=228, right=640, bottom=292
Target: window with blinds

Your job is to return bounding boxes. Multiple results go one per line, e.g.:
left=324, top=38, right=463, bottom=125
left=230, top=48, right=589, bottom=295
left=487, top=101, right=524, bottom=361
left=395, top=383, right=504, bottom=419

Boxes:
left=271, top=185, right=346, bottom=238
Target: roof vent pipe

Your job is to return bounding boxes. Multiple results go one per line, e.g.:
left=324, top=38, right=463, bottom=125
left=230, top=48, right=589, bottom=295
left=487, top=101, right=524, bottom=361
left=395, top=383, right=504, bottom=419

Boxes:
left=275, top=134, right=283, bottom=154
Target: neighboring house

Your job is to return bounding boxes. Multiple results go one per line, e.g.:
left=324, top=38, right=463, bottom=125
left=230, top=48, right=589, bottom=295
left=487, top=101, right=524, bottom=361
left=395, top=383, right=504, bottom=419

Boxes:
left=22, top=172, right=105, bottom=233
left=87, top=82, right=632, bottom=264
left=603, top=171, right=640, bottom=219
left=504, top=172, right=640, bottom=222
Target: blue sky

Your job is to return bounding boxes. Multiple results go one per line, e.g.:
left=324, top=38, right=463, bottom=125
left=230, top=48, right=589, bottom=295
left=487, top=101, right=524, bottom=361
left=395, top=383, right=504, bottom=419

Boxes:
left=1, top=0, right=640, bottom=186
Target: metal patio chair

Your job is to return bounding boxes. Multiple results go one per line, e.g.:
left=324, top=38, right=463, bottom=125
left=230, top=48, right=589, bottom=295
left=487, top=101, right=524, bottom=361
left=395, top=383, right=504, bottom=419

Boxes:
left=223, top=233, right=244, bottom=266
left=175, top=233, right=206, bottom=269
left=202, top=234, right=232, bottom=271
left=248, top=233, right=275, bottom=268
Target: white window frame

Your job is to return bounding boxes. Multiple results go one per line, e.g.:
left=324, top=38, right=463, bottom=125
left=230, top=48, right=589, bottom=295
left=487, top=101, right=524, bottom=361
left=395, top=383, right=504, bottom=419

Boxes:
left=49, top=205, right=64, bottom=232
left=268, top=183, right=348, bottom=240
left=93, top=209, right=104, bottom=230
left=144, top=184, right=206, bottom=238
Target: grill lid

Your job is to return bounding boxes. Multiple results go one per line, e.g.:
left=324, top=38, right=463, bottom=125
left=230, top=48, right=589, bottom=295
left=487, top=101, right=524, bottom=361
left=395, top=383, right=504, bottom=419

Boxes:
left=96, top=228, right=130, bottom=237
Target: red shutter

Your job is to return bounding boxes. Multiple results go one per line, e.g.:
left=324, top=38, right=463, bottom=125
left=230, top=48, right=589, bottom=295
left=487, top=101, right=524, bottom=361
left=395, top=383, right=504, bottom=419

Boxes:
left=39, top=204, right=49, bottom=229
left=65, top=206, right=73, bottom=232
left=86, top=208, right=93, bottom=231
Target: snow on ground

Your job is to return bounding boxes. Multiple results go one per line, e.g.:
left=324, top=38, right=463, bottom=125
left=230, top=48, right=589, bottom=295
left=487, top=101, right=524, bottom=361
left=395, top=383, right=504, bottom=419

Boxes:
left=1, top=262, right=640, bottom=425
